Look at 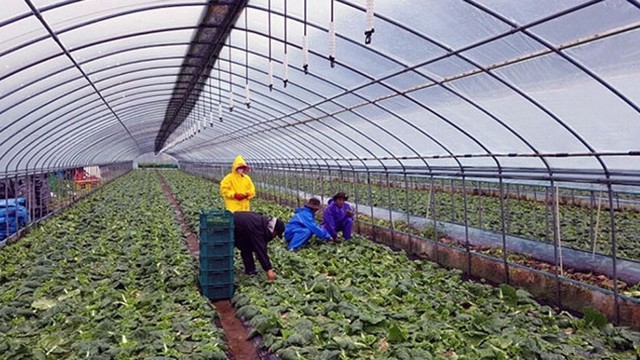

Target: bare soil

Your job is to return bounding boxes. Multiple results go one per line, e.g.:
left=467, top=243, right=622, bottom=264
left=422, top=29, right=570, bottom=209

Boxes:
left=157, top=172, right=259, bottom=360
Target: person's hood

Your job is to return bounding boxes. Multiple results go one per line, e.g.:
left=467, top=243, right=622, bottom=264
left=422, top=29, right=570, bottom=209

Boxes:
left=231, top=155, right=248, bottom=172
left=327, top=199, right=335, bottom=206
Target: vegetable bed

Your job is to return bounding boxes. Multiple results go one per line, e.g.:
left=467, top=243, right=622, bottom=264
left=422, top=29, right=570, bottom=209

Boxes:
left=0, top=171, right=226, bottom=359
left=165, top=170, right=640, bottom=359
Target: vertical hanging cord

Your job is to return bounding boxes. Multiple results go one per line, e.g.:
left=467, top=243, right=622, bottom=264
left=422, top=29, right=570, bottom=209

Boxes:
left=244, top=9, right=251, bottom=109
left=302, top=0, right=309, bottom=74
left=283, top=0, right=288, bottom=87
left=328, top=0, right=336, bottom=67
left=364, top=0, right=375, bottom=44
left=209, top=75, right=215, bottom=126
left=268, top=0, right=273, bottom=91
left=218, top=66, right=223, bottom=122
left=228, top=37, right=234, bottom=112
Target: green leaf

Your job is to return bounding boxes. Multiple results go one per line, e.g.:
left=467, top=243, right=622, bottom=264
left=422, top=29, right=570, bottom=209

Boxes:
left=387, top=324, right=408, bottom=342
left=499, top=284, right=517, bottom=302
left=583, top=307, right=607, bottom=329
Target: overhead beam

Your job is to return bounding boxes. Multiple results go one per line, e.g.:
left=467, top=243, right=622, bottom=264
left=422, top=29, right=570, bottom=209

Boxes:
left=155, top=0, right=247, bottom=153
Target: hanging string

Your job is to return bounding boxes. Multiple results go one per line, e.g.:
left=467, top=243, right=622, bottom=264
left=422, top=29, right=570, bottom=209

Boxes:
left=228, top=37, right=234, bottom=112
left=208, top=75, right=215, bottom=126
left=328, top=0, right=336, bottom=67
left=244, top=9, right=251, bottom=109
left=364, top=0, right=375, bottom=44
left=268, top=0, right=273, bottom=91
left=302, top=0, right=309, bottom=74
left=218, top=66, right=223, bottom=122
left=283, top=0, right=288, bottom=87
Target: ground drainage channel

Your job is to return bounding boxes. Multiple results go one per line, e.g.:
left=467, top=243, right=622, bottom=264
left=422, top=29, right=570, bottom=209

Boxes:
left=157, top=173, right=264, bottom=360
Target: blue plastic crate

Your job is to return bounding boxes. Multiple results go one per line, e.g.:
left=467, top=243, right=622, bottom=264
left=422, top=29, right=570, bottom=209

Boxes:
left=199, top=242, right=234, bottom=257
left=199, top=269, right=234, bottom=286
left=200, top=282, right=234, bottom=300
left=200, top=255, right=233, bottom=271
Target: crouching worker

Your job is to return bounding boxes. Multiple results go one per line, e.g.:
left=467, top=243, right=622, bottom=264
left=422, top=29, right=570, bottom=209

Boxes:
left=322, top=192, right=354, bottom=241
left=284, top=198, right=332, bottom=251
left=234, top=211, right=285, bottom=281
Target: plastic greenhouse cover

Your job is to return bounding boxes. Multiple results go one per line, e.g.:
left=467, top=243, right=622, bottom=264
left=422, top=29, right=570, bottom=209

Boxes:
left=1, top=1, right=640, bottom=172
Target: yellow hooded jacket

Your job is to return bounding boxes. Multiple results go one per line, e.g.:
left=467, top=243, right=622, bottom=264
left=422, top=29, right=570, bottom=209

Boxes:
left=219, top=155, right=256, bottom=212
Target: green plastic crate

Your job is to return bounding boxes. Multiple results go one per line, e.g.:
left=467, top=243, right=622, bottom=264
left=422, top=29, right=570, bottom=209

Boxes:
left=199, top=209, right=234, bottom=244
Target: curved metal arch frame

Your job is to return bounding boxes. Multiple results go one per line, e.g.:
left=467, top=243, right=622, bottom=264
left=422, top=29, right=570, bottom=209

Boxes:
left=1, top=73, right=193, bottom=167
left=10, top=90, right=180, bottom=171
left=0, top=41, right=198, bottom=111
left=189, top=31, right=484, bottom=171
left=1, top=0, right=636, bottom=175
left=2, top=90, right=125, bottom=170
left=168, top=69, right=367, bottom=168
left=464, top=0, right=640, bottom=115
left=0, top=56, right=198, bottom=119
left=169, top=93, right=339, bottom=169
left=59, top=134, right=138, bottom=169
left=0, top=85, right=171, bottom=171
left=1, top=23, right=216, bottom=106
left=23, top=110, right=135, bottom=171
left=9, top=91, right=183, bottom=172
left=39, top=126, right=129, bottom=170
left=23, top=0, right=141, bottom=149
left=245, top=0, right=632, bottom=175
left=169, top=68, right=379, bottom=170
left=207, top=56, right=429, bottom=172
left=178, top=99, right=338, bottom=171
left=165, top=74, right=368, bottom=171
left=331, top=0, right=621, bottom=175
left=216, top=15, right=501, bottom=169
left=178, top=52, right=430, bottom=171
left=5, top=58, right=210, bottom=168
left=241, top=4, right=504, bottom=168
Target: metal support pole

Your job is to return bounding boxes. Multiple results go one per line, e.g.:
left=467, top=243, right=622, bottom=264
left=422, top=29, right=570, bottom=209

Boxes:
left=386, top=172, right=394, bottom=247
left=462, top=175, right=471, bottom=277
left=498, top=175, right=509, bottom=284
left=607, top=182, right=620, bottom=324
left=367, top=171, right=375, bottom=241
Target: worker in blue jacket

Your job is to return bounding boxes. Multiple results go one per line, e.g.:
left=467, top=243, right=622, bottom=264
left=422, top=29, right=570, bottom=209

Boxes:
left=284, top=198, right=331, bottom=251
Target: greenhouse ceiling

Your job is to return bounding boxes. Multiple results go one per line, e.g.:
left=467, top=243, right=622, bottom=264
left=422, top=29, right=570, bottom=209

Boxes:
left=1, top=0, right=639, bottom=175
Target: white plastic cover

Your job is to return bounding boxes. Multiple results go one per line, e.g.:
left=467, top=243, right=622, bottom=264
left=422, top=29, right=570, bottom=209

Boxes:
left=1, top=0, right=639, bottom=175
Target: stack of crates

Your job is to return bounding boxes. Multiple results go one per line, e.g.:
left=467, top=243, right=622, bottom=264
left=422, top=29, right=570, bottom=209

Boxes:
left=198, top=209, right=235, bottom=300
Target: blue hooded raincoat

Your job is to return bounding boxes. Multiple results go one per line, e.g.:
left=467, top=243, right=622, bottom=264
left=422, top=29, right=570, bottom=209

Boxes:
left=284, top=206, right=331, bottom=251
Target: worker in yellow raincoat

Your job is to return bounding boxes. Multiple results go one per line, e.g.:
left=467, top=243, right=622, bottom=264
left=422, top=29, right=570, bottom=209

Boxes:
left=220, top=155, right=256, bottom=212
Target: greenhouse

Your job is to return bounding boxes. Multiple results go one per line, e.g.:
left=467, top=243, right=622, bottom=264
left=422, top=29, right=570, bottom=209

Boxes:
left=1, top=0, right=640, bottom=358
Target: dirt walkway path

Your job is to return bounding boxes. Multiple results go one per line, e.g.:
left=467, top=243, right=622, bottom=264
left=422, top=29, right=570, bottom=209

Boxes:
left=157, top=172, right=259, bottom=360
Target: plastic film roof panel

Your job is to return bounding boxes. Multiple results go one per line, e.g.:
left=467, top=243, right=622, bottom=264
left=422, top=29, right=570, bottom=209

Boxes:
left=1, top=0, right=640, bottom=175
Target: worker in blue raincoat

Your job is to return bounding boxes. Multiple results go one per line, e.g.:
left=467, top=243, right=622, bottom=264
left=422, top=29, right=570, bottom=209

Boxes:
left=284, top=198, right=331, bottom=251
left=322, top=192, right=354, bottom=241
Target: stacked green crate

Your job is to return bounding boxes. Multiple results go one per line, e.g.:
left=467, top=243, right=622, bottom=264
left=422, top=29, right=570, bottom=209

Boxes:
left=199, top=209, right=235, bottom=300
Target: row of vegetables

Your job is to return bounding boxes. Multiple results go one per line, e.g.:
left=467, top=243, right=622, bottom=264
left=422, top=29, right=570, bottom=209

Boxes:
left=254, top=174, right=640, bottom=261
left=164, top=170, right=640, bottom=359
left=0, top=171, right=227, bottom=359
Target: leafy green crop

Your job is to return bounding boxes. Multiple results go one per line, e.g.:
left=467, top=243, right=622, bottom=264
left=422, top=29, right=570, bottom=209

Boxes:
left=0, top=171, right=226, bottom=359
left=166, top=170, right=640, bottom=360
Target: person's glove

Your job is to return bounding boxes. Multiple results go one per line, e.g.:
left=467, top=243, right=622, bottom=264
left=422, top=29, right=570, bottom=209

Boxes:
left=346, top=210, right=354, bottom=217
left=234, top=193, right=246, bottom=200
left=266, top=269, right=277, bottom=281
